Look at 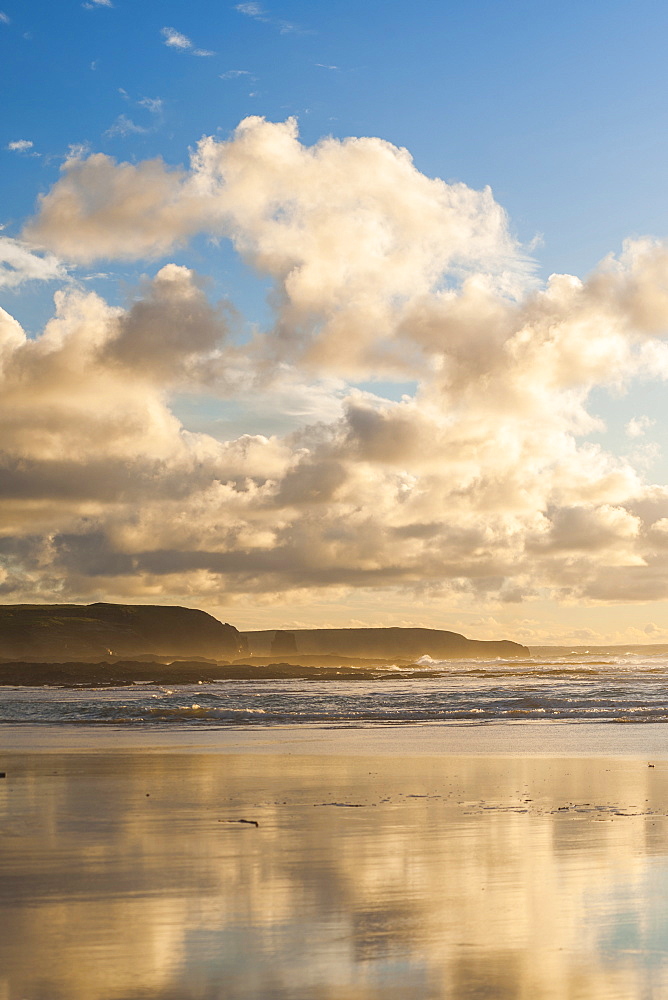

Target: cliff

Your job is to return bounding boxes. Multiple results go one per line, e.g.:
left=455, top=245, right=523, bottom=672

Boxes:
left=242, top=627, right=529, bottom=660
left=0, top=604, right=527, bottom=665
left=0, top=603, right=247, bottom=661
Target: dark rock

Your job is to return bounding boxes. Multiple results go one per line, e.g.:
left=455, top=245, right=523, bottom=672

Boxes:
left=270, top=630, right=298, bottom=656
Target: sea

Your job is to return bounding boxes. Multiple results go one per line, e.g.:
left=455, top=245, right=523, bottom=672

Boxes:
left=2, top=650, right=668, bottom=728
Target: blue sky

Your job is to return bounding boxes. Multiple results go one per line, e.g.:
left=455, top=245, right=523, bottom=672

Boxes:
left=2, top=0, right=668, bottom=642
left=4, top=0, right=668, bottom=277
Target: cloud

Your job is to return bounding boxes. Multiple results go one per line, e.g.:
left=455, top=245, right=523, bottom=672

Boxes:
left=160, top=26, right=214, bottom=56
left=110, top=93, right=164, bottom=134
left=9, top=119, right=668, bottom=610
left=66, top=142, right=92, bottom=160
left=82, top=0, right=113, bottom=8
left=220, top=69, right=252, bottom=80
left=0, top=237, right=66, bottom=289
left=161, top=26, right=191, bottom=49
left=277, top=23, right=303, bottom=35
left=24, top=116, right=531, bottom=362
left=104, top=115, right=147, bottom=138
left=7, top=139, right=35, bottom=153
left=234, top=2, right=306, bottom=35
left=626, top=415, right=655, bottom=438
left=138, top=96, right=163, bottom=115
left=25, top=152, right=192, bottom=262
left=235, top=2, right=266, bottom=17
left=0, top=12, right=10, bottom=24
left=105, top=263, right=231, bottom=377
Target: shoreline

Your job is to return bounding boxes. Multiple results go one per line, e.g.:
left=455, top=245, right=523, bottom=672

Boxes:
left=3, top=719, right=668, bottom=756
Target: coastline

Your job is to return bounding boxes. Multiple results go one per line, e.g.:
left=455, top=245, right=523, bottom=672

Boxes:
left=3, top=719, right=668, bottom=756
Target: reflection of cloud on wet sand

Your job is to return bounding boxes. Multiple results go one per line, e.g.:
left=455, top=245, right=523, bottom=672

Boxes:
left=2, top=752, right=668, bottom=998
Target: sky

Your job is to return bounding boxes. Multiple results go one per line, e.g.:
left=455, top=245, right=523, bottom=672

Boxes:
left=2, top=0, right=668, bottom=644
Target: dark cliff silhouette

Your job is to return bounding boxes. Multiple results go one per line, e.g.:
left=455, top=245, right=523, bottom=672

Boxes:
left=243, top=627, right=529, bottom=660
left=0, top=604, right=529, bottom=677
left=0, top=603, right=247, bottom=661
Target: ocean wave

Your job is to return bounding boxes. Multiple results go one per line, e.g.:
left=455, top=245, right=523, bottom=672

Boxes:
left=2, top=655, right=668, bottom=726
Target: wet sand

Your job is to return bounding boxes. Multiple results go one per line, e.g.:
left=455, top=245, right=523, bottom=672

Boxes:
left=2, top=724, right=668, bottom=999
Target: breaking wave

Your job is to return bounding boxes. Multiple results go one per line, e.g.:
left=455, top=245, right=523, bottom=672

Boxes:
left=1, top=651, right=668, bottom=726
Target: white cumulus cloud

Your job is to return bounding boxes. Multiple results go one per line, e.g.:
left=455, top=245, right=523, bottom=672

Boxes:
left=7, top=119, right=668, bottom=611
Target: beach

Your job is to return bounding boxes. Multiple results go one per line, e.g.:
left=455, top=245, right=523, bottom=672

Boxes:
left=3, top=724, right=668, bottom=999
left=4, top=0, right=668, bottom=995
